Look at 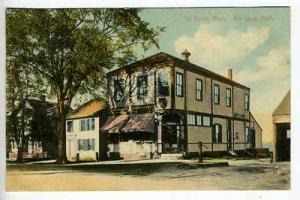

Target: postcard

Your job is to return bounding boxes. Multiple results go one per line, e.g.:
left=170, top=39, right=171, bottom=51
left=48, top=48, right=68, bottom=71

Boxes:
left=3, top=3, right=293, bottom=199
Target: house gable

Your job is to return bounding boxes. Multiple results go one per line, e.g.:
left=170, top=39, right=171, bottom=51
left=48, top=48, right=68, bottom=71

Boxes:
left=67, top=100, right=106, bottom=120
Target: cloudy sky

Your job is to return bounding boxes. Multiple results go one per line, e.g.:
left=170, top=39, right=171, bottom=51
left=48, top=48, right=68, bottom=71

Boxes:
left=139, top=7, right=290, bottom=145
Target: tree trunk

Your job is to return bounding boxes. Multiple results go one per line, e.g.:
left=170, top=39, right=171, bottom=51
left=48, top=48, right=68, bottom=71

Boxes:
left=56, top=113, right=68, bottom=164
left=16, top=134, right=23, bottom=162
left=16, top=146, right=23, bottom=162
left=13, top=116, right=23, bottom=162
left=16, top=110, right=25, bottom=162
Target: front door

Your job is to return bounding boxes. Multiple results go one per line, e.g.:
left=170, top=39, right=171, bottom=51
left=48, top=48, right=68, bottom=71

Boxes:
left=162, top=123, right=184, bottom=153
left=161, top=113, right=184, bottom=154
left=162, top=124, right=177, bottom=153
left=276, top=124, right=290, bottom=161
left=68, top=139, right=76, bottom=159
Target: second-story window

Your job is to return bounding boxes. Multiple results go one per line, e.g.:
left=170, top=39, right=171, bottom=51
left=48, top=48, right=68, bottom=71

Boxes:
left=80, top=118, right=95, bottom=131
left=245, top=94, right=250, bottom=111
left=214, top=84, right=220, bottom=105
left=114, top=79, right=125, bottom=103
left=196, top=79, right=203, bottom=101
left=226, top=88, right=232, bottom=107
left=137, top=75, right=148, bottom=100
left=158, top=71, right=169, bottom=96
left=176, top=72, right=183, bottom=97
left=66, top=120, right=73, bottom=133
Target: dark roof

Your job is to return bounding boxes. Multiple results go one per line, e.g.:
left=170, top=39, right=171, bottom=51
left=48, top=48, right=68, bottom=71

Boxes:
left=100, top=115, right=129, bottom=133
left=100, top=113, right=154, bottom=133
left=121, top=113, right=154, bottom=133
left=107, top=52, right=249, bottom=90
left=273, top=90, right=290, bottom=116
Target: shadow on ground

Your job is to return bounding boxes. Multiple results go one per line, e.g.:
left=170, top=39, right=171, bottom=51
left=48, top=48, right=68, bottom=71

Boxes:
left=231, top=165, right=270, bottom=174
left=6, top=162, right=177, bottom=176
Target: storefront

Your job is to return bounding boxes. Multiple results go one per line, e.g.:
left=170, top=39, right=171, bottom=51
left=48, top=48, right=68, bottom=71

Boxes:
left=101, top=113, right=156, bottom=160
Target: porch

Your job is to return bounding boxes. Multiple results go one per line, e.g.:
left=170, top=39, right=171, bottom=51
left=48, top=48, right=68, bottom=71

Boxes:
left=101, top=112, right=186, bottom=160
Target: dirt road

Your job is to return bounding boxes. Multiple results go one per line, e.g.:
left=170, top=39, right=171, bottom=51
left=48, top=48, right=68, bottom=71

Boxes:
left=6, top=159, right=290, bottom=191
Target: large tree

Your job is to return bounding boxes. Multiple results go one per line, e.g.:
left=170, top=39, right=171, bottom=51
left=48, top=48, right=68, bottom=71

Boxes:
left=6, top=59, right=45, bottom=161
left=6, top=8, right=163, bottom=164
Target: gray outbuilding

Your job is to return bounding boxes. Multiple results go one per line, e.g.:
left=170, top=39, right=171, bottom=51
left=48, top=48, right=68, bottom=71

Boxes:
left=273, top=90, right=290, bottom=162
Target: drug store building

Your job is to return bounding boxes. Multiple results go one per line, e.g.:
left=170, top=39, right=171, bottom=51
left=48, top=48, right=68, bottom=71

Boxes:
left=101, top=50, right=262, bottom=159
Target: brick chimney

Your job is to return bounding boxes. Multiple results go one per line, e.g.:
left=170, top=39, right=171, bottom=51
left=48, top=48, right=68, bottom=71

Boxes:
left=181, top=49, right=191, bottom=62
left=228, top=68, right=233, bottom=80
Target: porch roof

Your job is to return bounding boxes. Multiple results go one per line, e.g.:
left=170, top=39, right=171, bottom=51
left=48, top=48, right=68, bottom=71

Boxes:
left=100, top=113, right=155, bottom=134
left=100, top=115, right=129, bottom=133
left=121, top=113, right=155, bottom=133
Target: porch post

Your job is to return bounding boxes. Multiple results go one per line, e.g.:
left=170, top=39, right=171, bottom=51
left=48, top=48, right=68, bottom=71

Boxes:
left=157, top=115, right=162, bottom=153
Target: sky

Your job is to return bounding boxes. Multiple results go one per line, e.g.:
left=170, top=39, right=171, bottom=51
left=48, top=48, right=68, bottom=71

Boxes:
left=138, top=7, right=290, bottom=145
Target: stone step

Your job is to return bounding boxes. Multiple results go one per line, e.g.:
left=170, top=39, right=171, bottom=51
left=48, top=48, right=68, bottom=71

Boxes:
left=160, top=153, right=183, bottom=160
left=228, top=150, right=237, bottom=156
left=122, top=153, right=148, bottom=161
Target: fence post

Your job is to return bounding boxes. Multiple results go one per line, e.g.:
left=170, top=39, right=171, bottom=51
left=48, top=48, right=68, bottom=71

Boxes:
left=270, top=152, right=273, bottom=163
left=76, top=153, right=80, bottom=162
left=96, top=152, right=99, bottom=161
left=198, top=142, right=203, bottom=163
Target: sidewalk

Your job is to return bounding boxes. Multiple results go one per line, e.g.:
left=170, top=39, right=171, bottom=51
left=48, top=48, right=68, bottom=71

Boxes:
left=22, top=158, right=229, bottom=169
left=69, top=159, right=190, bottom=166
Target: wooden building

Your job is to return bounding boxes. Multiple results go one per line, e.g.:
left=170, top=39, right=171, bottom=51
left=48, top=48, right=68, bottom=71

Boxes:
left=66, top=100, right=108, bottom=161
left=273, top=90, right=290, bottom=162
left=6, top=96, right=58, bottom=160
left=101, top=50, right=263, bottom=159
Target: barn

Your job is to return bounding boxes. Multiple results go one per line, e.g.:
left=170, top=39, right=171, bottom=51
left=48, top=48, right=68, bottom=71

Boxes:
left=272, top=90, right=290, bottom=162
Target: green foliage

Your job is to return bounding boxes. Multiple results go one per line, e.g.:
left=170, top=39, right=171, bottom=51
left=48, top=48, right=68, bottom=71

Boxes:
left=6, top=8, right=163, bottom=162
left=6, top=60, right=45, bottom=163
left=6, top=8, right=163, bottom=112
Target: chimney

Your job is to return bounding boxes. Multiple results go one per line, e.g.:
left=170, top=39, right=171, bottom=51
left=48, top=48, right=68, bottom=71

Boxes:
left=228, top=68, right=233, bottom=80
left=181, top=49, right=191, bottom=62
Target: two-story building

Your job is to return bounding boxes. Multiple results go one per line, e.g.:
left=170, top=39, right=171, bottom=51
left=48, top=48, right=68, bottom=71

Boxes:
left=66, top=100, right=108, bottom=161
left=101, top=50, right=262, bottom=159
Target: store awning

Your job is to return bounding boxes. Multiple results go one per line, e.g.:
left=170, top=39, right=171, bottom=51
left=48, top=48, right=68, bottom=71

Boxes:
left=101, top=115, right=129, bottom=133
left=121, top=113, right=154, bottom=133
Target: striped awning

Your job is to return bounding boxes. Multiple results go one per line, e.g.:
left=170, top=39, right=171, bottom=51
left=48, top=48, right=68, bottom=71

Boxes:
left=101, top=115, right=129, bottom=133
left=121, top=113, right=154, bottom=133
